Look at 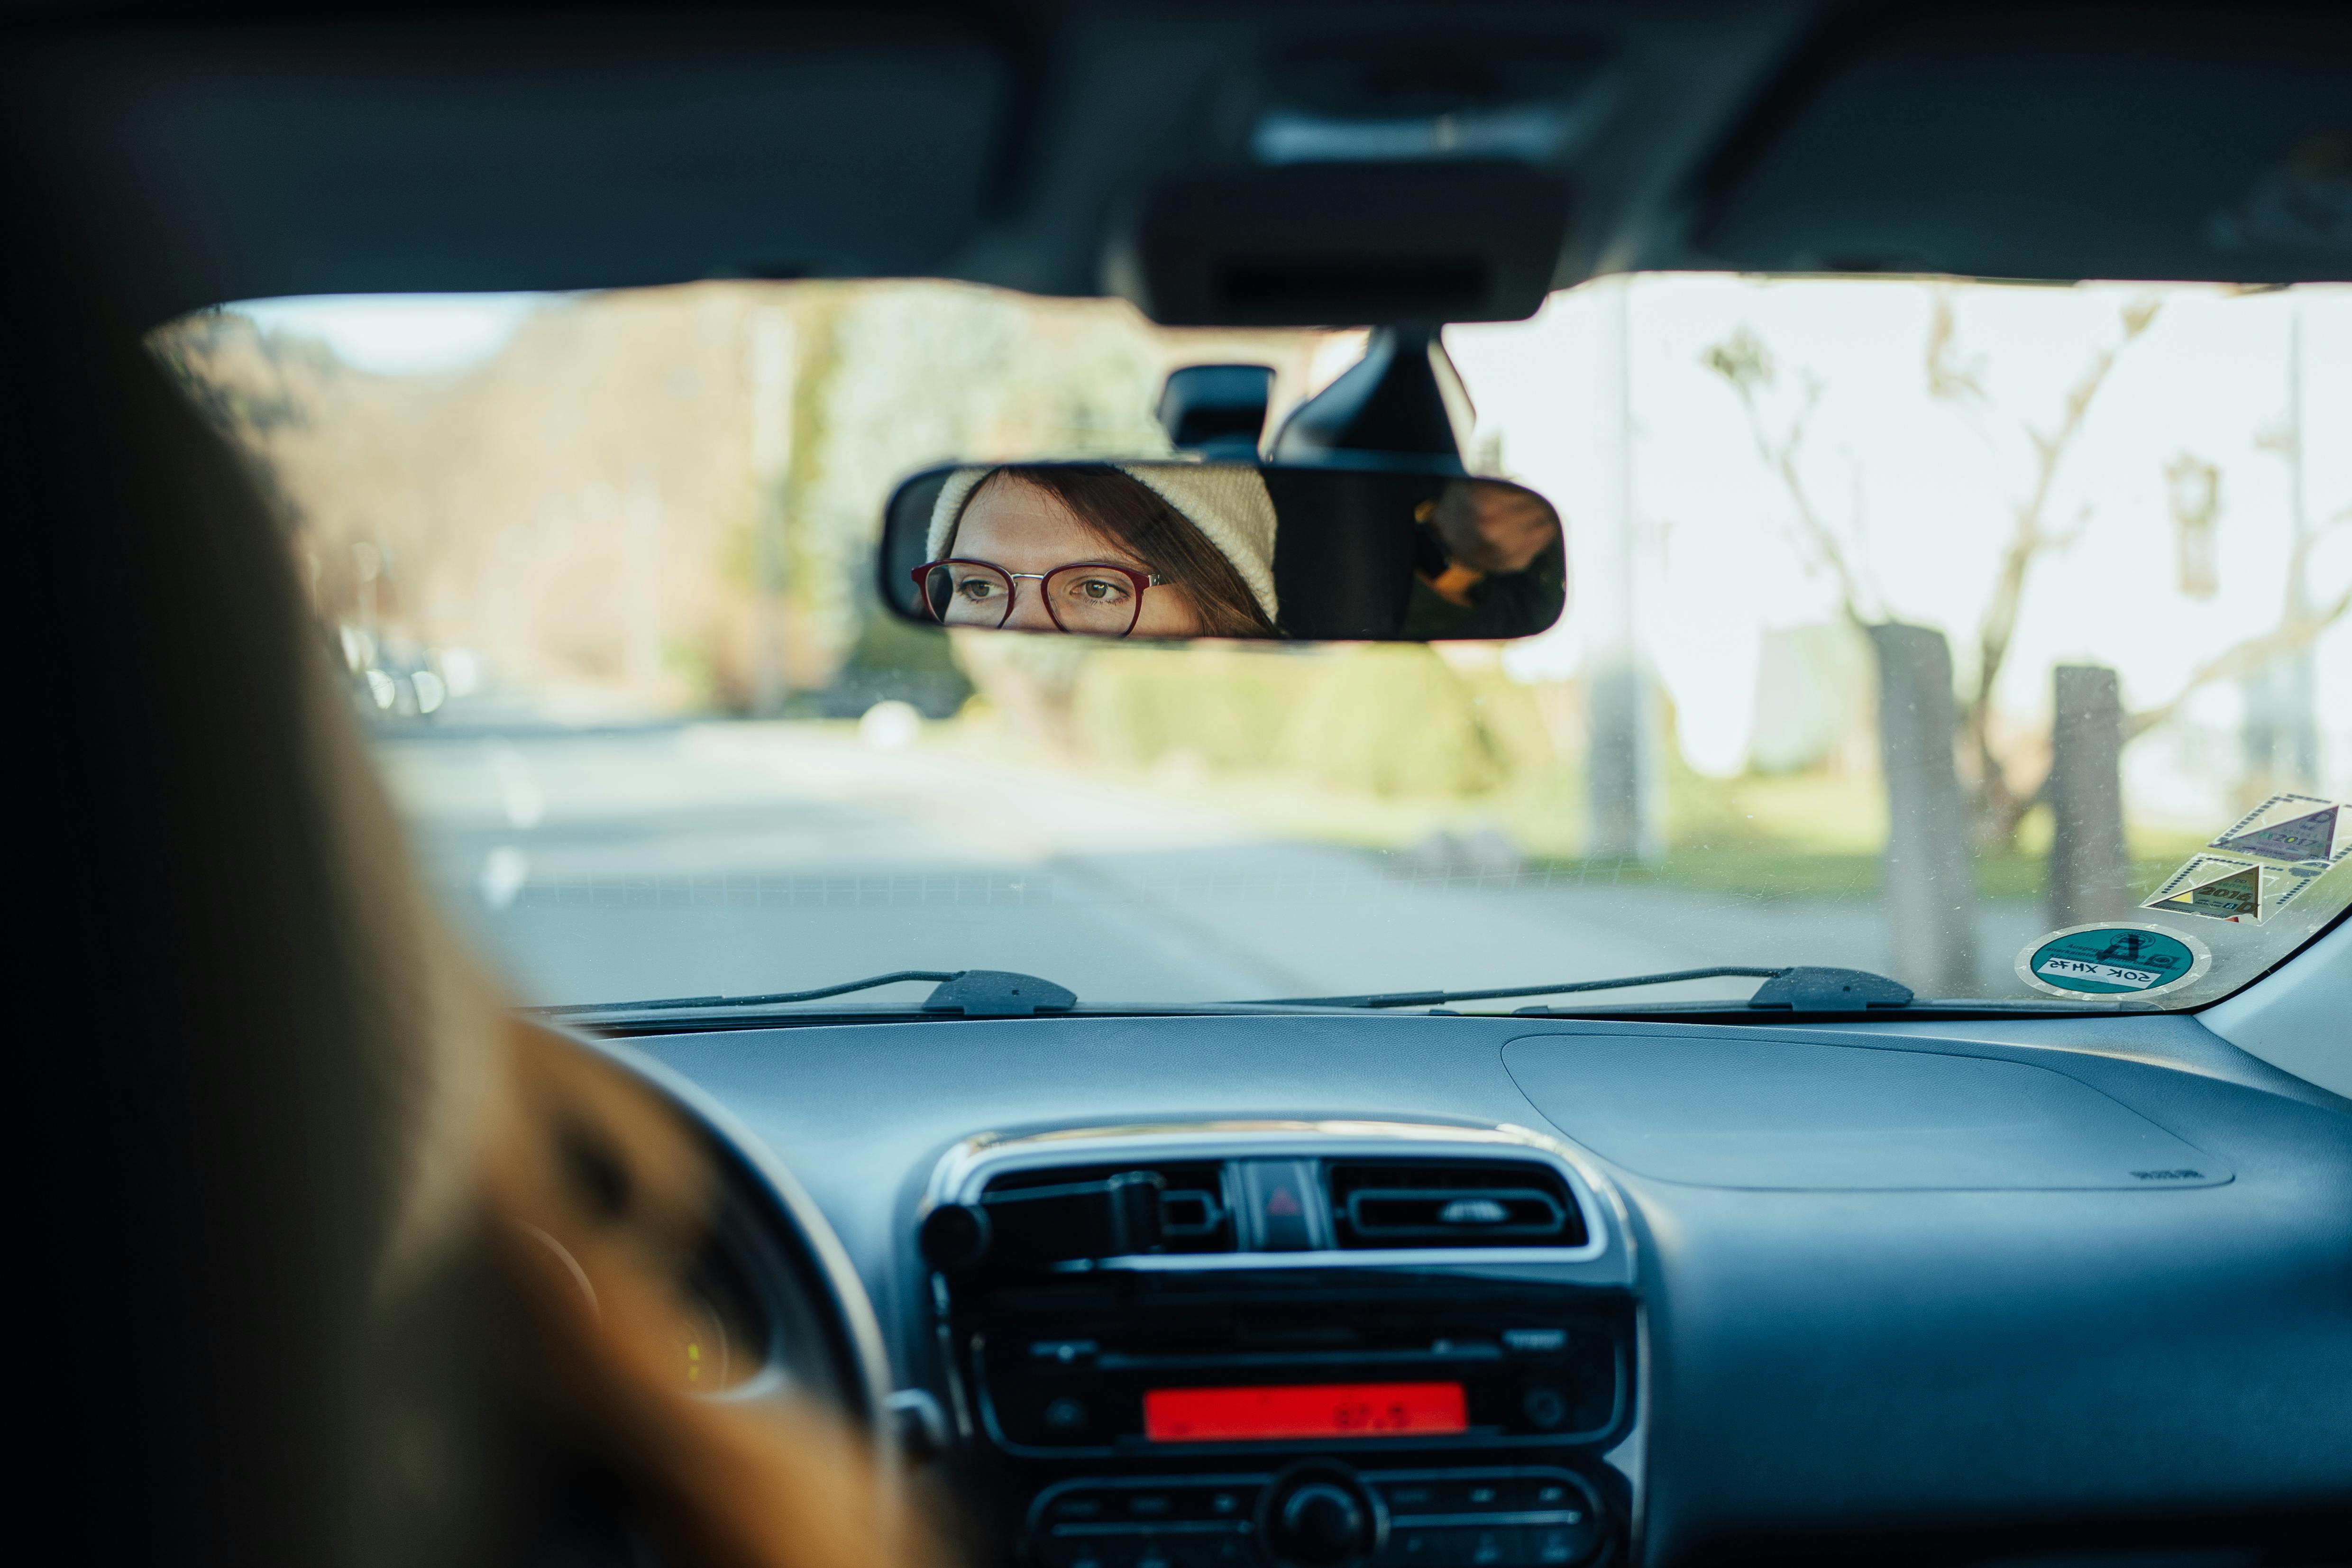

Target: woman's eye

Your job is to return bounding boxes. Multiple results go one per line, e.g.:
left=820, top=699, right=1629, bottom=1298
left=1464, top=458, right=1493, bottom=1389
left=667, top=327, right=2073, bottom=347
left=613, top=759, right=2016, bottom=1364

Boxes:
left=1067, top=576, right=1129, bottom=603
left=954, top=578, right=999, bottom=601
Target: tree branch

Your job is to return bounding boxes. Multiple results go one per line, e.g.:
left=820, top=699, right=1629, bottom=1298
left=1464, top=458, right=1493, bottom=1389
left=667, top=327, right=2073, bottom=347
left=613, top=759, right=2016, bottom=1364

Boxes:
left=1953, top=300, right=2157, bottom=843
left=1708, top=333, right=1876, bottom=626
left=2125, top=519, right=2352, bottom=741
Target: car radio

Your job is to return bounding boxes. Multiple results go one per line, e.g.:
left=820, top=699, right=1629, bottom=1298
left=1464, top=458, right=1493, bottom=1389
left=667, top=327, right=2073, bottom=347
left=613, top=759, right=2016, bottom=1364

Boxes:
left=975, top=1284, right=1625, bottom=1456
left=918, top=1124, right=1640, bottom=1568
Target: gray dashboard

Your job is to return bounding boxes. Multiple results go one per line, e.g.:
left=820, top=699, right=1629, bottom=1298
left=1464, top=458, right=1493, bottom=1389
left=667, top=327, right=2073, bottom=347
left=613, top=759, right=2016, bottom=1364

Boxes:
left=627, top=1009, right=2352, bottom=1563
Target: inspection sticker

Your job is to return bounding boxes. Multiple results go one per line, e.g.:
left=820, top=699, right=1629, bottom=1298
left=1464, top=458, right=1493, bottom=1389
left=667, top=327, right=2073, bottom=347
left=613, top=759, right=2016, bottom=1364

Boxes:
left=2016, top=923, right=2209, bottom=999
left=2141, top=853, right=2277, bottom=923
left=2207, top=793, right=2352, bottom=868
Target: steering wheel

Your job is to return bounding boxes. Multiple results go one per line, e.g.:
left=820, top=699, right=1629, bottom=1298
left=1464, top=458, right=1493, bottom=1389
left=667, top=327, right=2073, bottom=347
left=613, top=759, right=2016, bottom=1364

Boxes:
left=589, top=1039, right=895, bottom=1433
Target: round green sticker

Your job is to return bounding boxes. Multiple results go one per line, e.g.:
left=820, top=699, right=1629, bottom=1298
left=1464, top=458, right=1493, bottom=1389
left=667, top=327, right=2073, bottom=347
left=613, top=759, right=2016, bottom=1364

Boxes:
left=2016, top=922, right=2210, bottom=999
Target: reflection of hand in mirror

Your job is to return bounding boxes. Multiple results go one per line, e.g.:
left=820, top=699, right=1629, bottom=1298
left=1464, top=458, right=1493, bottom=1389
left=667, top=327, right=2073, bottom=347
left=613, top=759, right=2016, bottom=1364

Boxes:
left=1398, top=477, right=1566, bottom=638
left=1424, top=480, right=1557, bottom=580
left=919, top=465, right=1281, bottom=638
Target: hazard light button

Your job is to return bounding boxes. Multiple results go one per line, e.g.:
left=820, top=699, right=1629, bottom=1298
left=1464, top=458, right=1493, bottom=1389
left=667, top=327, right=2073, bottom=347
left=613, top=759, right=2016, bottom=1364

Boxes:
left=1237, top=1159, right=1328, bottom=1250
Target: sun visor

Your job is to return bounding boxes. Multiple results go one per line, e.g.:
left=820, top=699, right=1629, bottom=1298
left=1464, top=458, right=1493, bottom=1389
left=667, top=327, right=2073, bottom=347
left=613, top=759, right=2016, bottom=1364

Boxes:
left=1691, top=6, right=2352, bottom=283
left=1119, top=162, right=1570, bottom=327
left=15, top=21, right=1017, bottom=324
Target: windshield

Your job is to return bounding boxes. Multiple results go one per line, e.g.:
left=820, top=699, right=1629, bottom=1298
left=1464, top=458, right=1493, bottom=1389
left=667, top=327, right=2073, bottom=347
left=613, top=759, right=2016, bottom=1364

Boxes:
left=152, top=276, right=2352, bottom=1013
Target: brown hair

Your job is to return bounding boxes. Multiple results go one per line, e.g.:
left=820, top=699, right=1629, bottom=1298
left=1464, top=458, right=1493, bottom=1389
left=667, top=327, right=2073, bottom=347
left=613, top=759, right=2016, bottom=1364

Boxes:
left=958, top=465, right=1278, bottom=638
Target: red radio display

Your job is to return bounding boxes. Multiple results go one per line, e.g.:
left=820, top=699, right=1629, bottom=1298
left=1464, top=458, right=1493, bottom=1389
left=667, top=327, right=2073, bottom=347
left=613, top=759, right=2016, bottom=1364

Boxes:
left=1144, top=1382, right=1468, bottom=1442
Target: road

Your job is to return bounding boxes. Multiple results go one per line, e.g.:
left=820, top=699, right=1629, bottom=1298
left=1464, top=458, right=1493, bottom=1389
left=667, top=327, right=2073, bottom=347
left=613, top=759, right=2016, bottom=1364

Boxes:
left=374, top=720, right=2045, bottom=1009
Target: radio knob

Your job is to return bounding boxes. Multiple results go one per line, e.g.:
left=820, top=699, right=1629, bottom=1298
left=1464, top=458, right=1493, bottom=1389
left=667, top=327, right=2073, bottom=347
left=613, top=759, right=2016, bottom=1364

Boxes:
left=1269, top=1478, right=1371, bottom=1568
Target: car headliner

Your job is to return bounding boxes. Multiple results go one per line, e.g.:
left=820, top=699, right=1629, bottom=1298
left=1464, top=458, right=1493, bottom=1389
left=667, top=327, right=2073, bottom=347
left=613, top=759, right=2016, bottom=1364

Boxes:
left=4, top=0, right=2345, bottom=328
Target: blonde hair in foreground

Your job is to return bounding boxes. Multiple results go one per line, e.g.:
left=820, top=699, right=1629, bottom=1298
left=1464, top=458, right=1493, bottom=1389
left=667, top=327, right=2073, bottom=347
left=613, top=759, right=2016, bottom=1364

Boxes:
left=293, top=537, right=938, bottom=1568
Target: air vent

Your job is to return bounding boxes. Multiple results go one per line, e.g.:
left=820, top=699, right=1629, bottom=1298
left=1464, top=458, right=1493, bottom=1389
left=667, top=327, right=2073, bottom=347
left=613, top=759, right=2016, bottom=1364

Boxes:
left=982, top=1161, right=1235, bottom=1255
left=1327, top=1159, right=1586, bottom=1249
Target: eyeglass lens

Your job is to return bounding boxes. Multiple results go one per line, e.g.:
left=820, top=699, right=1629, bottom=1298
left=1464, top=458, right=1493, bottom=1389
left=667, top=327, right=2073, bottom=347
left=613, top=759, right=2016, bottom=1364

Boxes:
left=922, top=562, right=1144, bottom=637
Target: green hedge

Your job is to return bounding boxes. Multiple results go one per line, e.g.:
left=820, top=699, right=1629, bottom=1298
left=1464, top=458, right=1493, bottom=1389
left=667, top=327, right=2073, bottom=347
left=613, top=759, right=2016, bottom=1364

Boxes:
left=1068, top=644, right=1556, bottom=799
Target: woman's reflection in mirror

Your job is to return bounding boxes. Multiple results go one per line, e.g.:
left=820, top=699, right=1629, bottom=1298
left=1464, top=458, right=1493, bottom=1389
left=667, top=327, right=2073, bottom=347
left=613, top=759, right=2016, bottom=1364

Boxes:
left=918, top=464, right=1280, bottom=638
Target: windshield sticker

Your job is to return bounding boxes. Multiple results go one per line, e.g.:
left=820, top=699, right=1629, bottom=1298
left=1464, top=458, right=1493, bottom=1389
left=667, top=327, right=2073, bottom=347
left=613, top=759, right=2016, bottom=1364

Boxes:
left=2140, top=854, right=2281, bottom=923
left=2264, top=857, right=2337, bottom=916
left=2207, top=793, right=2352, bottom=867
left=2016, top=923, right=2210, bottom=999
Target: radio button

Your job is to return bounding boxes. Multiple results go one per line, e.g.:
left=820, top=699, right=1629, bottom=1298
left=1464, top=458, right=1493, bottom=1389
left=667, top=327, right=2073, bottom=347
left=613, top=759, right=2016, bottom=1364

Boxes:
left=1191, top=1489, right=1253, bottom=1521
left=1527, top=1524, right=1595, bottom=1567
left=1419, top=1479, right=1509, bottom=1513
left=1492, top=1474, right=1579, bottom=1511
left=1038, top=1536, right=1135, bottom=1568
left=1382, top=1527, right=1464, bottom=1565
left=1463, top=1528, right=1520, bottom=1567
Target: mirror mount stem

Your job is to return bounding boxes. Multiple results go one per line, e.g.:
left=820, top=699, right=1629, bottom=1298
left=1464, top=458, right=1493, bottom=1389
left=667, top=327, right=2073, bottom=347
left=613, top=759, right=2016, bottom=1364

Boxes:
left=1268, top=326, right=1473, bottom=472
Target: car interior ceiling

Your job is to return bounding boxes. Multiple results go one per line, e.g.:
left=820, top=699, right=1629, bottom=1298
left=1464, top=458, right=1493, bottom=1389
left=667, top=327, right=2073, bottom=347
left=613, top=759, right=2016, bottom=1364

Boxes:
left=8, top=4, right=2348, bottom=1568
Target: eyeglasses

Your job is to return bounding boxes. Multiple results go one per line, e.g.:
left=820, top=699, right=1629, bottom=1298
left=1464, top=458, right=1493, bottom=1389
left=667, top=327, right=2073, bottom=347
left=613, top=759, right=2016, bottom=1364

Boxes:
left=912, top=558, right=1167, bottom=638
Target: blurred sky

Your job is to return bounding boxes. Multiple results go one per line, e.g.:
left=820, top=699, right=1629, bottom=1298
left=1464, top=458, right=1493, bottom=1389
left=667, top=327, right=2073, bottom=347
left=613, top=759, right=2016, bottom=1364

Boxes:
left=231, top=293, right=545, bottom=374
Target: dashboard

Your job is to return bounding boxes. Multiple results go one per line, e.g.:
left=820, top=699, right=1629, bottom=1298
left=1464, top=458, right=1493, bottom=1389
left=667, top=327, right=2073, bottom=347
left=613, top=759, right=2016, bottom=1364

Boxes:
left=601, top=1001, right=2352, bottom=1568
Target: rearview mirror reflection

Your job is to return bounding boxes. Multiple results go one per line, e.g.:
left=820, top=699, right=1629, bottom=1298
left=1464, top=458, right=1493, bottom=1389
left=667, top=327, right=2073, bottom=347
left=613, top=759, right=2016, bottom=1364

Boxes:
left=879, top=461, right=1566, bottom=643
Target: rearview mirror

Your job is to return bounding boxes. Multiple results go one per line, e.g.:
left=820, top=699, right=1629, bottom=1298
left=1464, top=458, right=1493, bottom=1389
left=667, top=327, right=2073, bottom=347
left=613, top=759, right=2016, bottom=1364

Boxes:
left=879, top=461, right=1565, bottom=642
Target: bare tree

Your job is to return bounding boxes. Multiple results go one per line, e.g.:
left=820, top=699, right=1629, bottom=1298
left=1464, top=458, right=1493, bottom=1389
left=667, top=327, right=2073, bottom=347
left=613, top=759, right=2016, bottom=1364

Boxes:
left=1702, top=329, right=1879, bottom=628
left=1708, top=294, right=2158, bottom=852
left=1706, top=322, right=1977, bottom=993
left=1925, top=293, right=2157, bottom=848
left=1711, top=291, right=2350, bottom=873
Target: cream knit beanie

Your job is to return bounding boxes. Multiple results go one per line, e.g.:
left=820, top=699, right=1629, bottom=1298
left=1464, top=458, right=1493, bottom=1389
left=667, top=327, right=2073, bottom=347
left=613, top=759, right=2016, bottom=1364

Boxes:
left=926, top=463, right=1280, bottom=622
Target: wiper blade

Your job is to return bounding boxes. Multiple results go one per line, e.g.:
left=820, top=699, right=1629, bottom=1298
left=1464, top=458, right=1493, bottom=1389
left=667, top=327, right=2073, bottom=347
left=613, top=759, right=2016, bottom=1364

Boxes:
left=1248, top=964, right=1916, bottom=1012
left=531, top=968, right=1077, bottom=1019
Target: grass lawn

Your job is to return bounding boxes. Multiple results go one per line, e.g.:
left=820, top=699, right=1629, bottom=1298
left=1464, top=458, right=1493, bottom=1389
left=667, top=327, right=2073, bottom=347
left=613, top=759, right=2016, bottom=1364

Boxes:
left=1069, top=745, right=2211, bottom=904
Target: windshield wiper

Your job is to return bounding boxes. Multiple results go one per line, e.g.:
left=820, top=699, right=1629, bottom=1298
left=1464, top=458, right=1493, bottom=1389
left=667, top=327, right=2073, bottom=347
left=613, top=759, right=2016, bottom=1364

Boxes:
left=530, top=968, right=1078, bottom=1019
left=1248, top=964, right=1917, bottom=1012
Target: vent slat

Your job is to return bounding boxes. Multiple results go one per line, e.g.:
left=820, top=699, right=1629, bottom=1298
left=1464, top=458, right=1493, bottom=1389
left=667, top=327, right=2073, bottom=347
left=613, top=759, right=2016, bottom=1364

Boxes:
left=1328, top=1160, right=1585, bottom=1250
left=980, top=1160, right=1236, bottom=1255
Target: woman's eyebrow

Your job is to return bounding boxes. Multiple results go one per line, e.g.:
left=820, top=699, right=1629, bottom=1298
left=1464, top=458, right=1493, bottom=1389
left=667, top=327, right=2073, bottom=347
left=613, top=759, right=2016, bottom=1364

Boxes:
left=1062, top=528, right=1150, bottom=571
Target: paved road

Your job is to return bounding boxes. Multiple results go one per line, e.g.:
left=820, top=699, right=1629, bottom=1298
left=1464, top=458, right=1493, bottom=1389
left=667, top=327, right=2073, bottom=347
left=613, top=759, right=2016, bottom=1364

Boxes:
left=375, top=721, right=2044, bottom=1009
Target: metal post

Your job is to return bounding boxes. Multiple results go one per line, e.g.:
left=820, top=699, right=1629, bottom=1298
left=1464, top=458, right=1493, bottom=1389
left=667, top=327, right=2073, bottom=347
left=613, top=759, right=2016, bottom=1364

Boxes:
left=2048, top=664, right=2129, bottom=927
left=1585, top=275, right=1661, bottom=862
left=1869, top=622, right=1976, bottom=994
left=2243, top=302, right=2317, bottom=790
left=748, top=308, right=794, bottom=717
left=623, top=461, right=662, bottom=693
left=2283, top=302, right=2317, bottom=786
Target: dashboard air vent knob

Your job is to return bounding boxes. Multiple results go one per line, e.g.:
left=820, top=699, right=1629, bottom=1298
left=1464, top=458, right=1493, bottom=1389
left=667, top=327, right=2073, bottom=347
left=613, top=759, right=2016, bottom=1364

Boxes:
left=918, top=1203, right=991, bottom=1272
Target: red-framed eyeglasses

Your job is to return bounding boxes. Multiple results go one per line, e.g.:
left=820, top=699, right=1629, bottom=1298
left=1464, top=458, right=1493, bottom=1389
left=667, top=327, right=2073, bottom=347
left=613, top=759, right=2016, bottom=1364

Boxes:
left=912, top=558, right=1167, bottom=637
